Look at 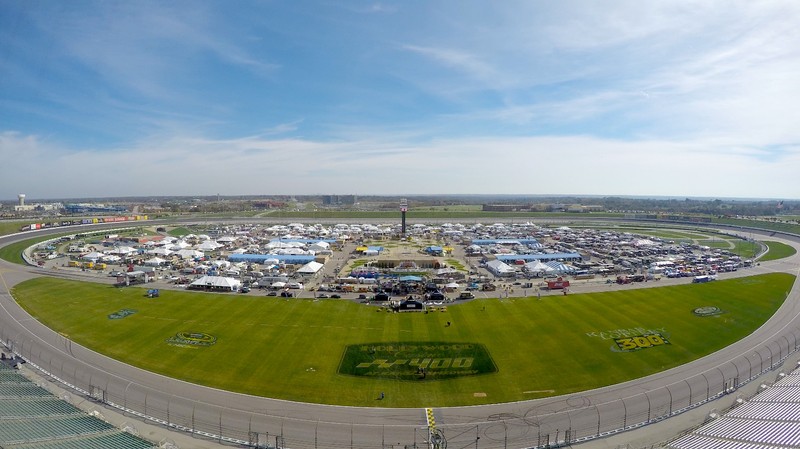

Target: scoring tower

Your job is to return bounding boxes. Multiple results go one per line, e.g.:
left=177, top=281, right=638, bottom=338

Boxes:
left=400, top=198, right=408, bottom=235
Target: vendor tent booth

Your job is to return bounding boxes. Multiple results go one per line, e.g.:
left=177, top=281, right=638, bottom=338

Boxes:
left=297, top=261, right=324, bottom=275
left=189, top=275, right=241, bottom=292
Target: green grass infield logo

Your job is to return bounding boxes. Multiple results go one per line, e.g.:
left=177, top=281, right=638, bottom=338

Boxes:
left=693, top=306, right=724, bottom=317
left=612, top=333, right=670, bottom=353
left=166, top=331, right=217, bottom=348
left=339, top=342, right=497, bottom=381
left=108, top=309, right=137, bottom=320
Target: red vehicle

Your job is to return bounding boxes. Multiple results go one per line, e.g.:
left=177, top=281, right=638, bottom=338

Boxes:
left=546, top=277, right=570, bottom=290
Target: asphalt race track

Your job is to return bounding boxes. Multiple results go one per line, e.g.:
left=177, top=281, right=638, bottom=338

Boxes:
left=1, top=219, right=799, bottom=449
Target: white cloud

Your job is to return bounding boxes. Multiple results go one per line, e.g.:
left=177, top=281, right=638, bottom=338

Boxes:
left=2, top=131, right=797, bottom=200
left=401, top=45, right=498, bottom=83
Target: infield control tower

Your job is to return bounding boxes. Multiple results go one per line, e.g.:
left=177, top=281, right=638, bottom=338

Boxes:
left=400, top=198, right=407, bottom=235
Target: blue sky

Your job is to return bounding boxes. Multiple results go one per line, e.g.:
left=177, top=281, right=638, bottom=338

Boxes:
left=1, top=1, right=799, bottom=200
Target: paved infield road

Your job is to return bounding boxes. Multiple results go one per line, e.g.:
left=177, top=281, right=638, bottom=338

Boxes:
left=1, top=219, right=798, bottom=448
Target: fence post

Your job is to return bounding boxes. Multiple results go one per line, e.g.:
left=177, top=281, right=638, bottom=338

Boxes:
left=667, top=386, right=673, bottom=416
left=767, top=345, right=774, bottom=369
left=746, top=355, right=753, bottom=380
left=755, top=351, right=764, bottom=373
left=701, top=372, right=710, bottom=401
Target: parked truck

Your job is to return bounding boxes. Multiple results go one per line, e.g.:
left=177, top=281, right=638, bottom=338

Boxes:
left=546, top=278, right=570, bottom=290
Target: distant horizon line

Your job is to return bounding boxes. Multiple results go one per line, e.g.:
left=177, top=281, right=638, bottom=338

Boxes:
left=2, top=193, right=797, bottom=203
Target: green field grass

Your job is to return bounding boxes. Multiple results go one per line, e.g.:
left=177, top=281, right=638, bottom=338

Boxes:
left=166, top=227, right=193, bottom=237
left=12, top=273, right=794, bottom=407
left=697, top=239, right=733, bottom=249
left=569, top=225, right=709, bottom=240
left=0, top=229, right=152, bottom=265
left=0, top=234, right=66, bottom=265
left=0, top=221, right=26, bottom=237
left=760, top=240, right=797, bottom=262
left=731, top=240, right=761, bottom=259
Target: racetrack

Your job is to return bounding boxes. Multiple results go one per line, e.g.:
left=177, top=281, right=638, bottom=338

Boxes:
left=1, top=219, right=799, bottom=448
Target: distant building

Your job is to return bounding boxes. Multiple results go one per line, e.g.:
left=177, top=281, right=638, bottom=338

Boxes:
left=252, top=200, right=285, bottom=209
left=64, top=203, right=128, bottom=214
left=482, top=204, right=531, bottom=212
left=14, top=200, right=62, bottom=212
left=323, top=195, right=357, bottom=206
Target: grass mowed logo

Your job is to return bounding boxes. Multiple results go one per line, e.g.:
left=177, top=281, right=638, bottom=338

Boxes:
left=108, top=309, right=137, bottom=320
left=166, top=331, right=217, bottom=348
left=339, top=342, right=497, bottom=381
left=612, top=333, right=670, bottom=352
left=693, top=306, right=724, bottom=317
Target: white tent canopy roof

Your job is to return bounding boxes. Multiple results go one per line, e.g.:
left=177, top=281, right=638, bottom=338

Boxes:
left=82, top=251, right=105, bottom=260
left=176, top=249, right=204, bottom=259
left=524, top=261, right=555, bottom=273
left=109, top=246, right=137, bottom=255
left=190, top=275, right=241, bottom=290
left=296, top=261, right=324, bottom=274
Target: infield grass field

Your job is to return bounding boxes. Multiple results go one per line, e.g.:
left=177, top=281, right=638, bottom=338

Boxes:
left=12, top=273, right=795, bottom=407
left=761, top=240, right=797, bottom=262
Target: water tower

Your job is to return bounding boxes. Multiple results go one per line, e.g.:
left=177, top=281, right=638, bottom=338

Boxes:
left=18, top=194, right=25, bottom=207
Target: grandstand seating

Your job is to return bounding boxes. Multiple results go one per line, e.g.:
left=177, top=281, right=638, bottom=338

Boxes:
left=668, top=366, right=800, bottom=449
left=0, top=357, right=156, bottom=448
left=9, top=431, right=156, bottom=449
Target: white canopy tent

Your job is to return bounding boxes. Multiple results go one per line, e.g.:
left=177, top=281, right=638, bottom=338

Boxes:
left=308, top=241, right=330, bottom=252
left=189, top=275, right=241, bottom=291
left=109, top=246, right=137, bottom=255
left=524, top=261, right=555, bottom=274
left=101, top=254, right=122, bottom=263
left=144, top=257, right=167, bottom=266
left=146, top=247, right=173, bottom=256
left=486, top=259, right=515, bottom=277
left=296, top=261, right=324, bottom=275
left=544, top=261, right=575, bottom=274
left=81, top=251, right=105, bottom=261
left=176, top=249, right=204, bottom=259
left=197, top=240, right=222, bottom=251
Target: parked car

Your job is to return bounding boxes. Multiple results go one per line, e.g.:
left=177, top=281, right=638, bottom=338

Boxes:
left=330, top=294, right=341, bottom=299
left=316, top=293, right=329, bottom=298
